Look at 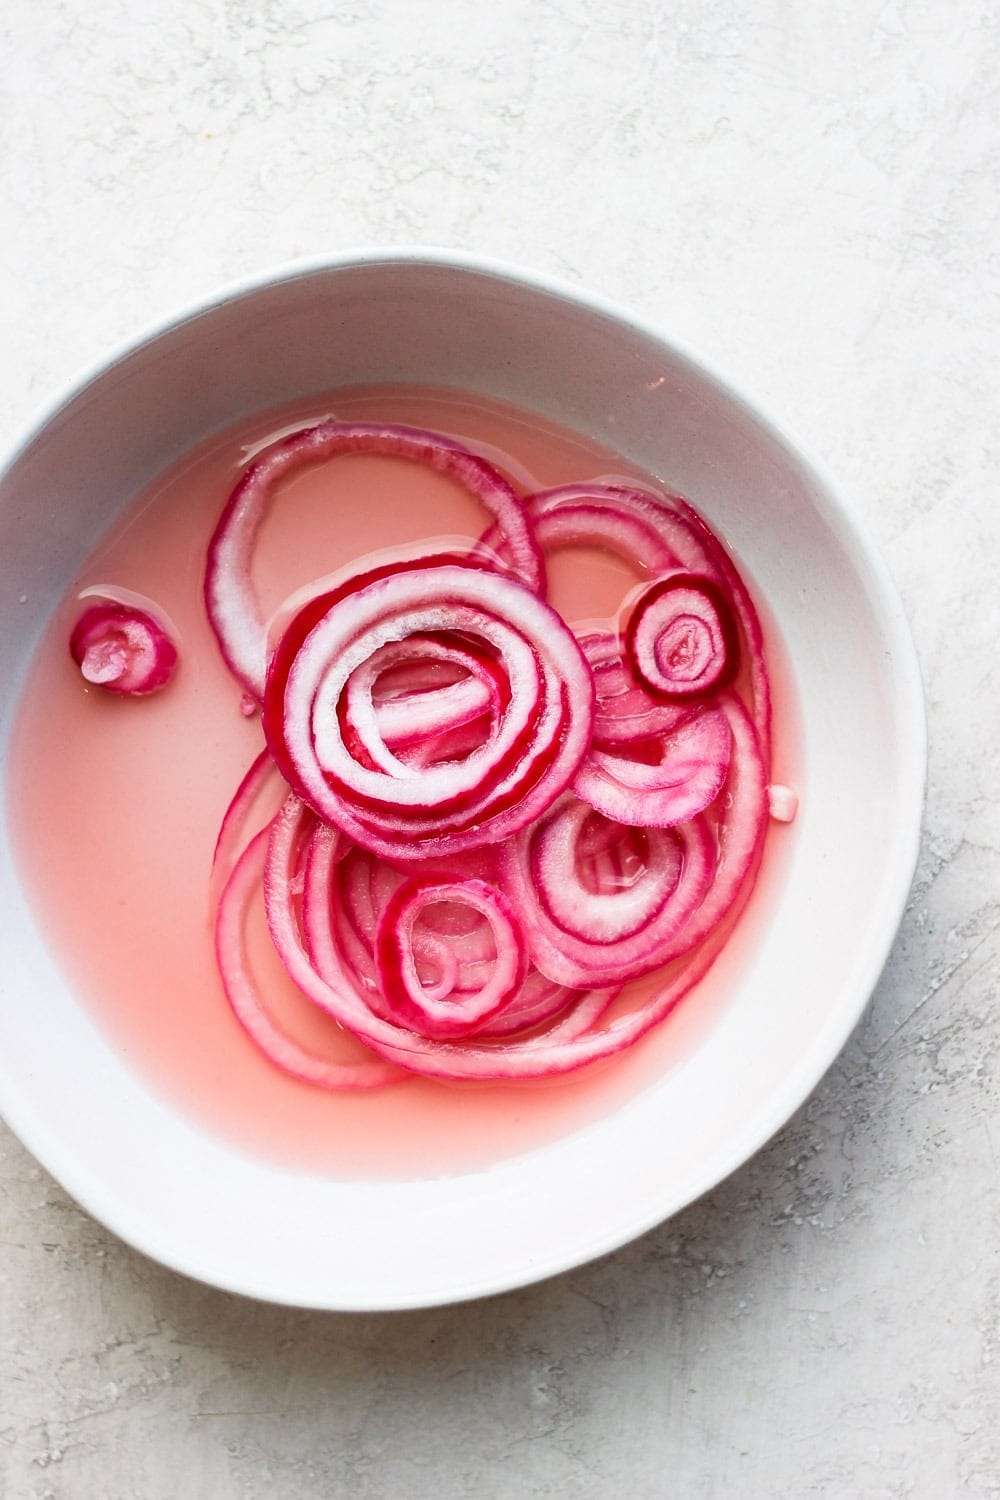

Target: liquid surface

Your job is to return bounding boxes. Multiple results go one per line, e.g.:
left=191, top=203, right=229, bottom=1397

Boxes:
left=6, top=386, right=799, bottom=1179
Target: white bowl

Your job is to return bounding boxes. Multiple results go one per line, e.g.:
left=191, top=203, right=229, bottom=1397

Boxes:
left=0, top=250, right=924, bottom=1309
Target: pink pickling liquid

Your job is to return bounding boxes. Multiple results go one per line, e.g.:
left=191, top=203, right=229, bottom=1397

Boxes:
left=6, top=386, right=800, bottom=1179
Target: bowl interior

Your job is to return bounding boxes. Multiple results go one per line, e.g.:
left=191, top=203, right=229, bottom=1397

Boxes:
left=0, top=256, right=922, bottom=1308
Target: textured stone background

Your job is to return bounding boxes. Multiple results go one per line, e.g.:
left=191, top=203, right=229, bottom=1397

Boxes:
left=1, top=2, right=997, bottom=1496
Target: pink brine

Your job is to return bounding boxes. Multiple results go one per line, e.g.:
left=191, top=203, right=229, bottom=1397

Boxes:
left=7, top=386, right=798, bottom=1178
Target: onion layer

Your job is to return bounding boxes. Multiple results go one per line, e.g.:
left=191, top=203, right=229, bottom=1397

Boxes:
left=499, top=798, right=717, bottom=987
left=375, top=879, right=528, bottom=1039
left=203, top=418, right=785, bottom=1089
left=216, top=828, right=401, bottom=1090
left=625, top=573, right=738, bottom=700
left=70, top=603, right=177, bottom=696
left=205, top=421, right=542, bottom=699
left=263, top=560, right=594, bottom=860
left=574, top=705, right=733, bottom=828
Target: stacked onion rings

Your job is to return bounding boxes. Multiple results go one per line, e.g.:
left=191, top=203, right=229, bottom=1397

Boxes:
left=205, top=420, right=782, bottom=1087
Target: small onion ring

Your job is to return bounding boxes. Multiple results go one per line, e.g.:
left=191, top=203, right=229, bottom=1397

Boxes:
left=625, top=573, right=738, bottom=700
left=580, top=631, right=695, bottom=748
left=300, top=827, right=596, bottom=1041
left=375, top=878, right=528, bottom=1040
left=266, top=561, right=594, bottom=859
left=479, top=481, right=771, bottom=758
left=499, top=799, right=717, bottom=987
left=70, top=603, right=177, bottom=696
left=574, top=705, right=732, bottom=828
left=257, top=797, right=744, bottom=1082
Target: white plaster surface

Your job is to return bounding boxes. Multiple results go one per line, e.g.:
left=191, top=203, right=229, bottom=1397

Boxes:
left=1, top=2, right=998, bottom=1496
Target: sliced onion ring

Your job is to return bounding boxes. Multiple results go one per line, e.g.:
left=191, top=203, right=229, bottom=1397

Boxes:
left=70, top=602, right=177, bottom=696
left=479, top=480, right=771, bottom=758
left=266, top=561, right=594, bottom=859
left=580, top=631, right=694, bottom=748
left=500, top=799, right=718, bottom=986
left=204, top=431, right=783, bottom=1090
left=574, top=705, right=732, bottom=828
left=254, top=797, right=744, bottom=1082
left=300, top=826, right=597, bottom=1041
left=625, top=573, right=738, bottom=700
left=216, top=827, right=402, bottom=1090
left=205, top=421, right=542, bottom=699
left=375, top=878, right=528, bottom=1040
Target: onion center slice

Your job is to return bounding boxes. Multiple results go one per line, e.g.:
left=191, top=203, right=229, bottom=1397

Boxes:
left=69, top=602, right=178, bottom=696
left=625, top=573, right=738, bottom=700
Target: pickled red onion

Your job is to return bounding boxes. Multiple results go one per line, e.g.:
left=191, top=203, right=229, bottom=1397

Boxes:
left=203, top=418, right=785, bottom=1089
left=574, top=704, right=733, bottom=828
left=70, top=602, right=177, bottom=696
left=264, top=560, right=594, bottom=860
left=216, top=828, right=402, bottom=1090
left=205, top=421, right=542, bottom=699
left=625, top=573, right=738, bottom=700
left=375, top=879, right=528, bottom=1039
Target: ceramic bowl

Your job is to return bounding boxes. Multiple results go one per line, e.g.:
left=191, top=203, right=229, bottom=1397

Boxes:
left=0, top=251, right=924, bottom=1309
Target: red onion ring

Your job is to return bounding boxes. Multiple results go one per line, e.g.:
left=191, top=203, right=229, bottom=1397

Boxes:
left=69, top=603, right=177, bottom=696
left=580, top=631, right=695, bottom=748
left=480, top=480, right=770, bottom=757
left=211, top=748, right=280, bottom=879
left=341, top=633, right=505, bottom=771
left=499, top=799, right=717, bottom=986
left=625, top=573, right=738, bottom=700
left=205, top=421, right=542, bottom=699
left=203, top=423, right=783, bottom=1090
left=254, top=797, right=728, bottom=1081
left=300, top=827, right=598, bottom=1042
left=365, top=642, right=499, bottom=754
left=265, top=561, right=594, bottom=859
left=375, top=879, right=528, bottom=1039
left=574, top=705, right=732, bottom=827
left=479, top=483, right=682, bottom=578
left=216, top=827, right=402, bottom=1090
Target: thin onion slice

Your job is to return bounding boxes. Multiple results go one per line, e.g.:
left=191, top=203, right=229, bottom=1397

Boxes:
left=499, top=799, right=717, bottom=986
left=300, top=827, right=594, bottom=1041
left=205, top=421, right=542, bottom=699
left=625, top=573, right=738, bottom=700
left=216, top=827, right=402, bottom=1090
left=265, top=560, right=594, bottom=859
left=375, top=878, right=528, bottom=1039
left=341, top=633, right=506, bottom=773
left=211, top=749, right=281, bottom=877
left=479, top=480, right=771, bottom=757
left=254, top=797, right=751, bottom=1081
left=368, top=646, right=498, bottom=754
left=204, top=431, right=782, bottom=1090
left=478, top=483, right=683, bottom=578
left=574, top=706, right=732, bottom=827
left=581, top=631, right=695, bottom=748
left=70, top=603, right=177, bottom=696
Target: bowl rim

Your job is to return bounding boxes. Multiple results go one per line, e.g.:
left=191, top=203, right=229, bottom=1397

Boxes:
left=0, top=247, right=926, bottom=1308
